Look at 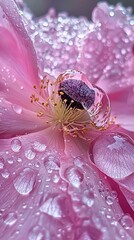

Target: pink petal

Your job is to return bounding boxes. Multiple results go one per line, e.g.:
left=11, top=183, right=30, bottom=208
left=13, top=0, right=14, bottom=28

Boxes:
left=92, top=132, right=134, bottom=212
left=88, top=3, right=134, bottom=92
left=0, top=99, right=45, bottom=138
left=109, top=86, right=134, bottom=131
left=0, top=0, right=39, bottom=104
left=0, top=132, right=134, bottom=239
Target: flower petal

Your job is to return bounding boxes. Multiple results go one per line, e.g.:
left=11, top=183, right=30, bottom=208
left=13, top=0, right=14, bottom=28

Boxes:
left=0, top=0, right=39, bottom=105
left=0, top=132, right=134, bottom=239
left=90, top=3, right=134, bottom=92
left=109, top=86, right=134, bottom=131
left=92, top=132, right=134, bottom=212
left=0, top=99, right=46, bottom=138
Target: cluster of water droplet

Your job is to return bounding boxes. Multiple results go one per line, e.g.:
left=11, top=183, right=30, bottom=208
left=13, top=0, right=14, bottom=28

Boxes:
left=1, top=1, right=134, bottom=239
left=0, top=134, right=134, bottom=239
left=22, top=2, right=134, bottom=91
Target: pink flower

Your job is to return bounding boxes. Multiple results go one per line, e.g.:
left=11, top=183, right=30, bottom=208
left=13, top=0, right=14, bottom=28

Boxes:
left=0, top=0, right=134, bottom=239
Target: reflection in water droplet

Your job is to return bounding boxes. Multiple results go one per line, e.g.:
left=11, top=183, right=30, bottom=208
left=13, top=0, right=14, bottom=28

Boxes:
left=12, top=104, right=23, bottom=114
left=3, top=212, right=17, bottom=226
left=64, top=166, right=84, bottom=188
left=11, top=139, right=22, bottom=153
left=25, top=149, right=36, bottom=160
left=120, top=214, right=134, bottom=229
left=33, top=141, right=46, bottom=152
left=82, top=190, right=95, bottom=207
left=28, top=225, right=45, bottom=240
left=13, top=168, right=36, bottom=195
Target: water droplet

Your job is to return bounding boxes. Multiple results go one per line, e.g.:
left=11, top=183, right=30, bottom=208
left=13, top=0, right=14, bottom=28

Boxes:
left=7, top=158, right=14, bottom=164
left=64, top=166, right=84, bottom=188
left=82, top=190, right=95, bottom=207
left=3, top=212, right=17, bottom=226
left=44, top=155, right=59, bottom=171
left=12, top=104, right=23, bottom=114
left=0, top=157, right=4, bottom=170
left=13, top=168, right=36, bottom=195
left=28, top=225, right=44, bottom=240
left=120, top=214, right=134, bottom=229
left=25, top=149, right=36, bottom=160
left=1, top=170, right=10, bottom=179
left=52, top=174, right=60, bottom=183
left=33, top=141, right=46, bottom=152
left=40, top=194, right=69, bottom=218
left=92, top=133, right=134, bottom=179
left=17, top=157, right=22, bottom=163
left=11, top=139, right=22, bottom=153
left=105, top=195, right=114, bottom=205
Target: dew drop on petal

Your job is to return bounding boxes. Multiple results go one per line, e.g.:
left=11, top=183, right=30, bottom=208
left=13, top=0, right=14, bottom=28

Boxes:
left=3, top=212, right=17, bottom=226
left=11, top=139, right=22, bottom=153
left=28, top=225, right=44, bottom=240
left=82, top=190, right=95, bottom=207
left=44, top=155, right=60, bottom=171
left=25, top=149, right=36, bottom=160
left=7, top=158, right=14, bottom=164
left=105, top=195, right=114, bottom=205
left=40, top=194, right=69, bottom=218
left=12, top=104, right=23, bottom=114
left=32, top=141, right=46, bottom=152
left=120, top=214, right=134, bottom=229
left=1, top=170, right=10, bottom=179
left=52, top=174, right=60, bottom=183
left=13, top=168, right=36, bottom=195
left=91, top=133, right=134, bottom=179
left=64, top=166, right=84, bottom=188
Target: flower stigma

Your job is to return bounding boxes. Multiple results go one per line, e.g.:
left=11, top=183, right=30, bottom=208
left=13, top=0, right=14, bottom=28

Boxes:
left=30, top=70, right=113, bottom=139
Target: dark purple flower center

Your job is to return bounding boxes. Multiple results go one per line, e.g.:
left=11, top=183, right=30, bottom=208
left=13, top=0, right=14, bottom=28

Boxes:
left=58, top=79, right=95, bottom=110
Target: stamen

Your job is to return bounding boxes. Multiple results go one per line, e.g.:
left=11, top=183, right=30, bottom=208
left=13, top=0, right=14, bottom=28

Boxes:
left=30, top=70, right=113, bottom=140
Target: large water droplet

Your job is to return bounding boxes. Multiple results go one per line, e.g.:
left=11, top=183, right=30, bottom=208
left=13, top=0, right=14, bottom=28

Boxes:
left=12, top=104, right=23, bottom=114
left=44, top=155, right=60, bottom=171
left=25, top=149, right=36, bottom=160
left=28, top=225, right=44, bottom=240
left=120, top=214, right=134, bottom=229
left=13, top=168, right=36, bottom=195
left=32, top=141, right=46, bottom=152
left=40, top=194, right=69, bottom=218
left=91, top=133, right=134, bottom=179
left=82, top=190, right=95, bottom=207
left=11, top=139, right=22, bottom=153
left=3, top=212, right=17, bottom=226
left=64, top=166, right=84, bottom=188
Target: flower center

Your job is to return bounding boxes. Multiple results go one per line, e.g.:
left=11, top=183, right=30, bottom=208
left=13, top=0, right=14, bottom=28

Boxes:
left=30, top=70, right=112, bottom=138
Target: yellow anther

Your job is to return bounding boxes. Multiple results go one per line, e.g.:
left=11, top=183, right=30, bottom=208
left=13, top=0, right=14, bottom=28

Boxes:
left=45, top=102, right=49, bottom=107
left=59, top=91, right=64, bottom=95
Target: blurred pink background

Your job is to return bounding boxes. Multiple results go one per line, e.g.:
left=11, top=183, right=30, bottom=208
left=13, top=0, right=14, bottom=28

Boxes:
left=24, top=0, right=134, bottom=18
